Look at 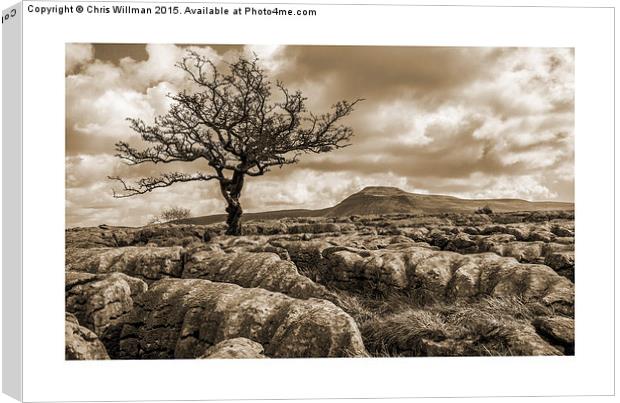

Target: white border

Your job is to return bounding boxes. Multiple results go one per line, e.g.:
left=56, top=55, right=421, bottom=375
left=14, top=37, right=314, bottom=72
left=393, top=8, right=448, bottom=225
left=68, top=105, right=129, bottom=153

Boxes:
left=10, top=1, right=616, bottom=401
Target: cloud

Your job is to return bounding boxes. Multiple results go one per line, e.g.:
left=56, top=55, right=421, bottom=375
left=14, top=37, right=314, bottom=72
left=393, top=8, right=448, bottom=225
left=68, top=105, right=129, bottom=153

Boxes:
left=243, top=44, right=290, bottom=72
left=66, top=44, right=574, bottom=227
left=66, top=44, right=94, bottom=74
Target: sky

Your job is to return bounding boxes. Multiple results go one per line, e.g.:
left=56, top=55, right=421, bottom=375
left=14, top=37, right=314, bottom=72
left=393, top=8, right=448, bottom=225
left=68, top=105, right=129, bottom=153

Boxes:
left=66, top=44, right=574, bottom=227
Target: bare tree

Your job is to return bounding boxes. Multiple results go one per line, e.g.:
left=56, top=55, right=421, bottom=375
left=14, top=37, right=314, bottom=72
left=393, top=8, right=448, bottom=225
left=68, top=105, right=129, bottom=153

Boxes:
left=109, top=51, right=362, bottom=235
left=148, top=206, right=192, bottom=225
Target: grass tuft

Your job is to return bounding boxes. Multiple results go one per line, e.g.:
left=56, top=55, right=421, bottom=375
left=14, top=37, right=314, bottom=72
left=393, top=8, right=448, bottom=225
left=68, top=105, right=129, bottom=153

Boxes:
left=330, top=289, right=558, bottom=357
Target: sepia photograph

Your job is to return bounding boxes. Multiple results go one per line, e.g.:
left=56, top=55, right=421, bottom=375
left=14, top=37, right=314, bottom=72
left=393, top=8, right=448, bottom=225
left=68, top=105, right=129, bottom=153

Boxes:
left=65, top=43, right=575, bottom=360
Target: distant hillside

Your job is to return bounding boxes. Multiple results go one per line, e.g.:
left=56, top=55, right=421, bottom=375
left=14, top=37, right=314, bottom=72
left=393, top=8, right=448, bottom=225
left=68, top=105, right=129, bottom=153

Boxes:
left=178, top=186, right=574, bottom=225
left=327, top=186, right=574, bottom=216
left=176, top=208, right=329, bottom=225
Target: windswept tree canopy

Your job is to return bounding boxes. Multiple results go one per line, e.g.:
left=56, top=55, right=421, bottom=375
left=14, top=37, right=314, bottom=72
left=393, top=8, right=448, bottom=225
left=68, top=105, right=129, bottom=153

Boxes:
left=110, top=51, right=362, bottom=234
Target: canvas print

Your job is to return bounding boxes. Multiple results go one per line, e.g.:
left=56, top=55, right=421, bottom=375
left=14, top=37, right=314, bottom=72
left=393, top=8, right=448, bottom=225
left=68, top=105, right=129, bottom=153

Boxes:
left=65, top=44, right=574, bottom=359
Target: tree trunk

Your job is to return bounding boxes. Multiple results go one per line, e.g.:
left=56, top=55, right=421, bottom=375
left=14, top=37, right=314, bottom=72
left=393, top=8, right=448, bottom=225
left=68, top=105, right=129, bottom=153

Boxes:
left=221, top=170, right=245, bottom=236
left=225, top=198, right=243, bottom=235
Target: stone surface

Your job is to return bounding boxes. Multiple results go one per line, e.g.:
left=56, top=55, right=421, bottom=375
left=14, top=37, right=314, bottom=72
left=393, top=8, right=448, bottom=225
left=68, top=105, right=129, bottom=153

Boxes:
left=534, top=316, right=575, bottom=351
left=360, top=307, right=561, bottom=357
left=544, top=251, right=575, bottom=281
left=287, top=244, right=575, bottom=312
left=66, top=246, right=184, bottom=281
left=65, top=271, right=148, bottom=336
left=183, top=250, right=333, bottom=300
left=500, top=322, right=563, bottom=356
left=65, top=313, right=110, bottom=360
left=200, top=338, right=267, bottom=359
left=66, top=209, right=575, bottom=358
left=118, top=279, right=367, bottom=359
left=65, top=224, right=214, bottom=249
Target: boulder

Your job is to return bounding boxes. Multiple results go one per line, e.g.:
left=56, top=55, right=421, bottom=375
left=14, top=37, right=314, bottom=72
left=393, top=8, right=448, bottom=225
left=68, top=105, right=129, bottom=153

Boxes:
left=322, top=247, right=418, bottom=292
left=544, top=251, right=575, bottom=281
left=417, top=338, right=474, bottom=356
left=241, top=222, right=289, bottom=235
left=428, top=229, right=451, bottom=249
left=65, top=313, right=109, bottom=360
left=65, top=224, right=210, bottom=249
left=65, top=271, right=147, bottom=337
left=499, top=321, right=563, bottom=356
left=271, top=239, right=335, bottom=280
left=534, top=316, right=574, bottom=354
left=312, top=245, right=574, bottom=312
left=65, top=227, right=134, bottom=249
left=413, top=253, right=459, bottom=295
left=481, top=241, right=545, bottom=263
left=551, top=225, right=574, bottom=238
left=399, top=227, right=430, bottom=242
left=247, top=245, right=291, bottom=261
left=65, top=246, right=184, bottom=281
left=553, top=236, right=575, bottom=245
left=200, top=338, right=267, bottom=359
left=445, top=233, right=478, bottom=253
left=361, top=307, right=561, bottom=357
left=478, top=224, right=537, bottom=241
left=182, top=251, right=333, bottom=300
left=132, top=224, right=207, bottom=246
left=528, top=230, right=556, bottom=243
left=118, top=278, right=367, bottom=359
left=448, top=262, right=481, bottom=299
left=486, top=263, right=559, bottom=300
left=286, top=223, right=355, bottom=234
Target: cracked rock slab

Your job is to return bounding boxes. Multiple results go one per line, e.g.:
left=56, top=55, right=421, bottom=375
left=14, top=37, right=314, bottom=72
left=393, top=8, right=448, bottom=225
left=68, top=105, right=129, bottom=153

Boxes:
left=183, top=250, right=333, bottom=301
left=118, top=278, right=367, bottom=359
left=65, top=271, right=147, bottom=338
left=200, top=338, right=267, bottom=359
left=65, top=313, right=110, bottom=360
left=66, top=246, right=184, bottom=281
left=534, top=316, right=574, bottom=353
left=281, top=244, right=573, bottom=313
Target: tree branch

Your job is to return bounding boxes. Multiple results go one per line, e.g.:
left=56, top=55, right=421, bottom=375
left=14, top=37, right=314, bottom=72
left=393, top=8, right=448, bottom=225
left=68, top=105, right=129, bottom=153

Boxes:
left=109, top=172, right=220, bottom=198
left=111, top=51, right=363, bottom=203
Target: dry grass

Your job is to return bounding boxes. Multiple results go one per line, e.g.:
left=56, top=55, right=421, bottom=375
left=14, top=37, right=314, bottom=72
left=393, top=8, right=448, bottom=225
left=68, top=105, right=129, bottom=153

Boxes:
left=330, top=289, right=556, bottom=357
left=361, top=309, right=454, bottom=356
left=329, top=288, right=378, bottom=324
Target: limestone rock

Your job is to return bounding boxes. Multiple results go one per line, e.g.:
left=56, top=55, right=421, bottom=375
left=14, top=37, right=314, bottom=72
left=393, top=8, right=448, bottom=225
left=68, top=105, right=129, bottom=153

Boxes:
left=413, top=253, right=459, bottom=294
left=317, top=245, right=574, bottom=311
left=65, top=313, right=109, bottom=360
left=534, top=316, right=574, bottom=354
left=65, top=227, right=133, bottom=249
left=271, top=239, right=335, bottom=280
left=65, top=224, right=210, bottom=249
left=322, top=247, right=414, bottom=291
left=287, top=222, right=355, bottom=234
left=445, top=233, right=478, bottom=253
left=240, top=222, right=289, bottom=235
left=65, top=246, right=184, bottom=281
left=200, top=338, right=267, bottom=359
left=544, top=251, right=575, bottom=281
left=65, top=271, right=147, bottom=337
left=482, top=241, right=545, bottom=263
left=499, top=321, right=563, bottom=356
left=528, top=230, right=556, bottom=243
left=551, top=225, right=574, bottom=238
left=118, top=278, right=367, bottom=359
left=132, top=225, right=205, bottom=246
left=418, top=338, right=474, bottom=356
left=182, top=250, right=333, bottom=300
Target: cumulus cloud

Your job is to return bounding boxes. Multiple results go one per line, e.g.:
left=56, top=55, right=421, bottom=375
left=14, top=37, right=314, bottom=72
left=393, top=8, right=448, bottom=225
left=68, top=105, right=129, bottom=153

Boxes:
left=66, top=44, right=94, bottom=74
left=66, top=44, right=574, bottom=227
